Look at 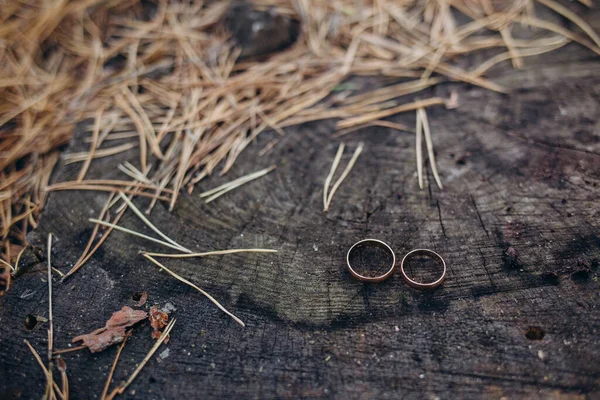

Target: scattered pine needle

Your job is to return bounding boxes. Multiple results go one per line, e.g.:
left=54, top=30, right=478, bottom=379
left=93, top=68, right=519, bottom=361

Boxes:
left=418, top=108, right=443, bottom=189
left=416, top=110, right=424, bottom=190
left=47, top=180, right=173, bottom=193
left=0, top=257, right=13, bottom=273
left=105, top=319, right=176, bottom=400
left=24, top=339, right=64, bottom=400
left=142, top=254, right=245, bottom=326
left=323, top=143, right=364, bottom=212
left=100, top=337, right=128, bottom=400
left=258, top=139, right=280, bottom=157
left=56, top=357, right=69, bottom=400
left=52, top=345, right=87, bottom=356
left=323, top=144, right=345, bottom=211
left=116, top=192, right=190, bottom=252
left=46, top=185, right=171, bottom=202
left=536, top=0, right=600, bottom=50
left=337, top=98, right=447, bottom=129
left=89, top=219, right=190, bottom=253
left=200, top=165, right=276, bottom=203
left=141, top=249, right=277, bottom=258
left=13, top=246, right=26, bottom=275
left=62, top=143, right=138, bottom=165
left=77, top=109, right=104, bottom=182
left=46, top=234, right=55, bottom=399
left=63, top=193, right=129, bottom=280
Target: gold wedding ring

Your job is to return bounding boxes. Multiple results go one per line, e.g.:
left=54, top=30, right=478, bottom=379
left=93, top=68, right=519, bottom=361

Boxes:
left=346, top=239, right=396, bottom=283
left=399, top=249, right=446, bottom=290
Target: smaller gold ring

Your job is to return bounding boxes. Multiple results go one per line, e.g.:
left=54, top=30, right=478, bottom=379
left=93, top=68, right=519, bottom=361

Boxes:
left=400, top=249, right=446, bottom=290
left=346, top=239, right=396, bottom=283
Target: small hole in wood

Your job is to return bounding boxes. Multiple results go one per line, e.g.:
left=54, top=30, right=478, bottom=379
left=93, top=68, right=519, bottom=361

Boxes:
left=525, top=326, right=545, bottom=340
left=24, top=314, right=38, bottom=331
left=540, top=272, right=559, bottom=285
left=132, top=291, right=144, bottom=302
left=571, top=268, right=590, bottom=283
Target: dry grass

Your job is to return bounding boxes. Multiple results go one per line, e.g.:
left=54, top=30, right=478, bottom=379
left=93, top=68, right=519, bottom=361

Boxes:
left=0, top=1, right=598, bottom=266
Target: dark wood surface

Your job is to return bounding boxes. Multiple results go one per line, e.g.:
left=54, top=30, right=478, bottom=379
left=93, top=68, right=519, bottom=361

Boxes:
left=2, top=17, right=600, bottom=400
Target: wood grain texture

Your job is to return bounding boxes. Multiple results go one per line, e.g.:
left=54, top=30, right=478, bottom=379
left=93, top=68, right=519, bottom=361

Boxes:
left=2, top=24, right=600, bottom=400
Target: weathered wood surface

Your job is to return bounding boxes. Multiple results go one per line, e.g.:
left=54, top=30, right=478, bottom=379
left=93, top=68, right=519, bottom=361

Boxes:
left=2, top=17, right=600, bottom=400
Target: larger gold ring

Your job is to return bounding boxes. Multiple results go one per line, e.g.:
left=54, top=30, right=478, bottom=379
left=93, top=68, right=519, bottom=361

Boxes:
left=346, top=239, right=396, bottom=283
left=400, top=249, right=446, bottom=290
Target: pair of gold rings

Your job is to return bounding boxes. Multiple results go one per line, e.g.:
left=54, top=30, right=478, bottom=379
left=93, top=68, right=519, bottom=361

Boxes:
left=346, top=239, right=446, bottom=290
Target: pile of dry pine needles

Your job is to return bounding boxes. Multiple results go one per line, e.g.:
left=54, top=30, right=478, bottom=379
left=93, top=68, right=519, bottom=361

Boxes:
left=1, top=0, right=599, bottom=268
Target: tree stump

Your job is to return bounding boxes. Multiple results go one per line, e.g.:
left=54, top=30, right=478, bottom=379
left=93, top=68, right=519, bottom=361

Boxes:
left=1, top=19, right=600, bottom=400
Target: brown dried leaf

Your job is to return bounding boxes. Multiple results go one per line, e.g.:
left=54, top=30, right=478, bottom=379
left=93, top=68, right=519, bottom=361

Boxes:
left=72, top=306, right=147, bottom=353
left=149, top=305, right=169, bottom=342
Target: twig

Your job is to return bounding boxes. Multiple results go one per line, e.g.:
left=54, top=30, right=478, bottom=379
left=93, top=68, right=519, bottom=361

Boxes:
left=142, top=254, right=244, bottom=326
